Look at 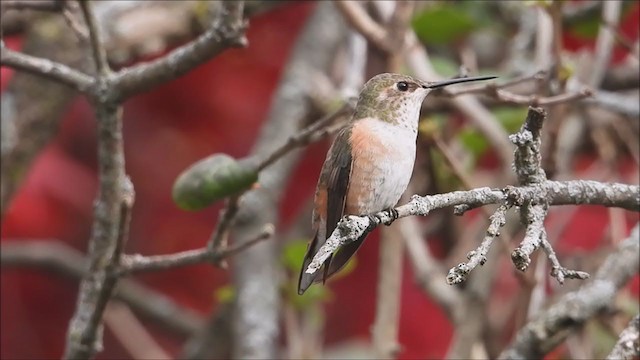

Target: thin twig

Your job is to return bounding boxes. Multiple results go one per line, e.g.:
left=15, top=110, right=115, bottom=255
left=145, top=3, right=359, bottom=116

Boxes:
left=256, top=100, right=354, bottom=171
left=0, top=0, right=63, bottom=12
left=78, top=0, right=109, bottom=77
left=109, top=1, right=247, bottom=101
left=334, top=0, right=391, bottom=52
left=117, top=223, right=274, bottom=275
left=0, top=46, right=94, bottom=92
left=446, top=204, right=509, bottom=285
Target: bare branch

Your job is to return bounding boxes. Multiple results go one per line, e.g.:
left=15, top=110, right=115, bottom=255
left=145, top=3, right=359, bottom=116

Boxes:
left=0, top=46, right=94, bottom=92
left=110, top=1, right=247, bottom=101
left=0, top=0, right=62, bottom=12
left=446, top=204, right=509, bottom=285
left=334, top=1, right=391, bottom=52
left=499, top=224, right=640, bottom=360
left=1, top=240, right=203, bottom=337
left=117, top=223, right=274, bottom=275
left=256, top=100, right=354, bottom=171
left=372, top=225, right=404, bottom=359
left=78, top=0, right=110, bottom=77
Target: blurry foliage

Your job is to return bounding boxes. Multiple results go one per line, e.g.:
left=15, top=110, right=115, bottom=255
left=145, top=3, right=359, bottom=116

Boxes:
left=565, top=0, right=638, bottom=40
left=586, top=320, right=619, bottom=359
left=215, top=284, right=235, bottom=304
left=429, top=55, right=459, bottom=78
left=429, top=149, right=464, bottom=192
left=412, top=2, right=496, bottom=45
left=459, top=107, right=528, bottom=163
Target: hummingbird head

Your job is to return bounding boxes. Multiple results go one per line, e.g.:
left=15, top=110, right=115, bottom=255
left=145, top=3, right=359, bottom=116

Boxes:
left=353, top=73, right=497, bottom=129
left=353, top=73, right=428, bottom=128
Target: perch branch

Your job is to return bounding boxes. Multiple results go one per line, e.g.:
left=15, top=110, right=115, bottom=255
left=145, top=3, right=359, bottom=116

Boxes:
left=0, top=46, right=94, bottom=92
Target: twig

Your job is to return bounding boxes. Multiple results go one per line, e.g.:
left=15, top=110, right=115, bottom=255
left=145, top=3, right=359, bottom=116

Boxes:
left=256, top=100, right=354, bottom=171
left=589, top=0, right=622, bottom=87
left=109, top=1, right=247, bottom=101
left=0, top=240, right=203, bottom=337
left=511, top=205, right=546, bottom=272
left=0, top=46, right=94, bottom=92
left=0, top=0, right=63, bottom=12
left=372, top=225, right=404, bottom=359
left=499, top=224, right=640, bottom=360
left=62, top=2, right=130, bottom=358
left=116, top=93, right=350, bottom=275
left=208, top=196, right=241, bottom=255
left=493, top=87, right=593, bottom=107
left=63, top=113, right=133, bottom=359
left=78, top=0, right=109, bottom=77
left=103, top=303, right=171, bottom=360
left=117, top=223, right=274, bottom=275
left=540, top=233, right=590, bottom=283
left=334, top=0, right=391, bottom=52
left=606, top=314, right=640, bottom=360
left=61, top=1, right=89, bottom=41
left=446, top=204, right=509, bottom=285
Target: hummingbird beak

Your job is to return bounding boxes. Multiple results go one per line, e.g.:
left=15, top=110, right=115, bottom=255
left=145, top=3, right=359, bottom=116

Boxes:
left=423, top=75, right=497, bottom=89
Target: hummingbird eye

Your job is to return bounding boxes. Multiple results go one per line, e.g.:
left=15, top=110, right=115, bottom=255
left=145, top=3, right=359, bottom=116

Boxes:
left=396, top=81, right=409, bottom=92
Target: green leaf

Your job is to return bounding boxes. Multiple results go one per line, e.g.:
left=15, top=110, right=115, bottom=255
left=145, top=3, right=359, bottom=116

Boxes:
left=172, top=154, right=258, bottom=210
left=215, top=285, right=235, bottom=304
left=569, top=17, right=601, bottom=39
left=459, top=128, right=489, bottom=158
left=412, top=5, right=477, bottom=45
left=458, top=107, right=526, bottom=160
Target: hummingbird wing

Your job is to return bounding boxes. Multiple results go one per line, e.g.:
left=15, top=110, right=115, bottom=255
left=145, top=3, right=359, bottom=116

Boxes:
left=298, top=128, right=353, bottom=295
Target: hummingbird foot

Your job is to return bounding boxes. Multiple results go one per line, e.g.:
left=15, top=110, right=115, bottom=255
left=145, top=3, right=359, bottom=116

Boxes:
left=381, top=207, right=399, bottom=226
left=366, top=215, right=380, bottom=231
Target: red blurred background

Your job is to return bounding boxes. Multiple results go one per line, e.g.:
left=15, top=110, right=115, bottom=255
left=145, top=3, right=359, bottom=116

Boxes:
left=1, top=2, right=638, bottom=359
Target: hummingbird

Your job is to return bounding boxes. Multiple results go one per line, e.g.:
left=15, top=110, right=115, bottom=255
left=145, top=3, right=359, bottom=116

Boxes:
left=298, top=73, right=496, bottom=295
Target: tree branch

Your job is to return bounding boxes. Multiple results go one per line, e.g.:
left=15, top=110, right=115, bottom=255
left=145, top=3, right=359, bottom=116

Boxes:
left=1, top=240, right=203, bottom=337
left=0, top=46, right=94, bottom=92
left=499, top=224, right=640, bottom=359
left=109, top=1, right=247, bottom=101
left=117, top=223, right=274, bottom=275
left=606, top=314, right=640, bottom=360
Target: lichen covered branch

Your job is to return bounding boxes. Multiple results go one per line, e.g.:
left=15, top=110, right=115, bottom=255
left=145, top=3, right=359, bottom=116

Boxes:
left=499, top=224, right=640, bottom=360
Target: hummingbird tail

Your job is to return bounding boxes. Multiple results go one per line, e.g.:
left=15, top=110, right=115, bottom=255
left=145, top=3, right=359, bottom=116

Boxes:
left=297, top=231, right=369, bottom=295
left=298, top=233, right=322, bottom=295
left=298, top=232, right=335, bottom=295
